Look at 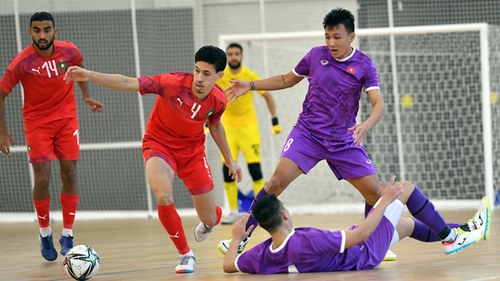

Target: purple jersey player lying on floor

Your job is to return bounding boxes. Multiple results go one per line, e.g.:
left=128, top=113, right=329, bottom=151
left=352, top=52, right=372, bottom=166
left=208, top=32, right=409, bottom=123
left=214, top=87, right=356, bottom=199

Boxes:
left=222, top=176, right=490, bottom=274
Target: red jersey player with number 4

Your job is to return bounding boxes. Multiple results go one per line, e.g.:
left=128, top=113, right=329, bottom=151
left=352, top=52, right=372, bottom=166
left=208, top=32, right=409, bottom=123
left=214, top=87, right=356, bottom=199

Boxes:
left=63, top=45, right=243, bottom=274
left=0, top=12, right=103, bottom=262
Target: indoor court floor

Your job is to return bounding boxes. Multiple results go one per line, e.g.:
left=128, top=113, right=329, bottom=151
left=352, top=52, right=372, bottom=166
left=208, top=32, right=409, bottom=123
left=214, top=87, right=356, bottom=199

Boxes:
left=1, top=208, right=498, bottom=281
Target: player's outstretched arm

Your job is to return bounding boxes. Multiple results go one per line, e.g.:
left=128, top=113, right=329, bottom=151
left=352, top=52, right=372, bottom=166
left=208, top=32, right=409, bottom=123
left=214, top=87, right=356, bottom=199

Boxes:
left=343, top=176, right=402, bottom=249
left=64, top=66, right=140, bottom=92
left=76, top=64, right=104, bottom=113
left=0, top=89, right=15, bottom=155
left=226, top=71, right=303, bottom=103
left=223, top=214, right=255, bottom=273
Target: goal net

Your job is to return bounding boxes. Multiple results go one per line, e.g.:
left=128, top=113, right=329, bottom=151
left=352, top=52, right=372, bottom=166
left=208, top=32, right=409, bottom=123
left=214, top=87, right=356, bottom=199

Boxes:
left=218, top=23, right=499, bottom=214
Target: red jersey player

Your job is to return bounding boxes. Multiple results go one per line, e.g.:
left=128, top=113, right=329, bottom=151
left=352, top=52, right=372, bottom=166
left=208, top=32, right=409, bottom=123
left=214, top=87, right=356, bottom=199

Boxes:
left=0, top=12, right=103, bottom=262
left=64, top=45, right=242, bottom=274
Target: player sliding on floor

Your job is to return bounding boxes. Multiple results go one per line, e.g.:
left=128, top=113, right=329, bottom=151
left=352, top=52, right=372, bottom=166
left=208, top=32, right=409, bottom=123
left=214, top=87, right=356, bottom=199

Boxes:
left=222, top=177, right=491, bottom=274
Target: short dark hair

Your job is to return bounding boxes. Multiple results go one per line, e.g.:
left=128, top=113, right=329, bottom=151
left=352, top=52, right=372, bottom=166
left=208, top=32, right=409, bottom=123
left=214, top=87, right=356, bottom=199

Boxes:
left=323, top=8, right=355, bottom=33
left=195, top=45, right=227, bottom=73
left=30, top=11, right=55, bottom=27
left=226, top=43, right=243, bottom=53
left=253, top=195, right=284, bottom=233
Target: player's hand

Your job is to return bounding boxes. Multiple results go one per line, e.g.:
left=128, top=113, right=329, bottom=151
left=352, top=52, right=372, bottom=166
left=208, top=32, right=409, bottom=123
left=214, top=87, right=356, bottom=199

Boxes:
left=226, top=161, right=243, bottom=183
left=225, top=80, right=251, bottom=103
left=232, top=214, right=255, bottom=242
left=64, top=66, right=89, bottom=83
left=0, top=130, right=15, bottom=155
left=271, top=116, right=282, bottom=136
left=84, top=98, right=104, bottom=113
left=379, top=175, right=402, bottom=205
left=348, top=122, right=371, bottom=146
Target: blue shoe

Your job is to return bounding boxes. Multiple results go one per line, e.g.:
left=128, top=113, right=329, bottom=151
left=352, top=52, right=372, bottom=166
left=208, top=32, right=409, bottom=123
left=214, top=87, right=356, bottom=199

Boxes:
left=59, top=235, right=74, bottom=256
left=39, top=234, right=58, bottom=261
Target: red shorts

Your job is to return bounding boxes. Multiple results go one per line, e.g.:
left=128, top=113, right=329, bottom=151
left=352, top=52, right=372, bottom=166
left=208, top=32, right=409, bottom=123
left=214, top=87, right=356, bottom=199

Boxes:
left=142, top=136, right=214, bottom=195
left=24, top=118, right=79, bottom=164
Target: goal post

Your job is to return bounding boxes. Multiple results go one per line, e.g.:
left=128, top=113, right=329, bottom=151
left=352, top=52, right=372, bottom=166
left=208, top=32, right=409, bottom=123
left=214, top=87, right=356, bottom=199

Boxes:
left=219, top=23, right=498, bottom=213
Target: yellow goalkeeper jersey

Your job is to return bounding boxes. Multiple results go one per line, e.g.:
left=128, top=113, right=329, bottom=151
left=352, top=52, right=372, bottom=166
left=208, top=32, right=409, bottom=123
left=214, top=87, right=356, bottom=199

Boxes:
left=216, top=65, right=266, bottom=126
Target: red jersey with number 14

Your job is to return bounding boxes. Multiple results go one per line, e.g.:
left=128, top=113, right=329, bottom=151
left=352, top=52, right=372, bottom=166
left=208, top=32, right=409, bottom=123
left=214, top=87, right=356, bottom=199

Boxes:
left=0, top=41, right=83, bottom=127
left=138, top=72, right=227, bottom=149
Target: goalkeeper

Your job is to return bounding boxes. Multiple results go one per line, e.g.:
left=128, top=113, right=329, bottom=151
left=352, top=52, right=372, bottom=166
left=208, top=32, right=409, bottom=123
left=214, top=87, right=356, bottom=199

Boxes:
left=214, top=43, right=281, bottom=225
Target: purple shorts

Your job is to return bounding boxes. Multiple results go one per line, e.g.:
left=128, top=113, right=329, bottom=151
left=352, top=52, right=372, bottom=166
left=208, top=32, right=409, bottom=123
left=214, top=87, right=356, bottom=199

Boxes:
left=280, top=126, right=376, bottom=180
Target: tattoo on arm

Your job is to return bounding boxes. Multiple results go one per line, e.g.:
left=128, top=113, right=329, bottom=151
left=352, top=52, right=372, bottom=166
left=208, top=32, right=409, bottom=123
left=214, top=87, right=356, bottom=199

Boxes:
left=281, top=75, right=286, bottom=85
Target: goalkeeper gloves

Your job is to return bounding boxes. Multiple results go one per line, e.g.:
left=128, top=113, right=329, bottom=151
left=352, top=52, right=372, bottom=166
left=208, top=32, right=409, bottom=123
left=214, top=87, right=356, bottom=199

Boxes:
left=271, top=116, right=282, bottom=136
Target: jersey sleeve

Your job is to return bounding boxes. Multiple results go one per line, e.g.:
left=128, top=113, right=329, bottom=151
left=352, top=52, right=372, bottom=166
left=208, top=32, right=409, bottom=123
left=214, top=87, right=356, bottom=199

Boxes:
left=138, top=74, right=163, bottom=96
left=207, top=88, right=227, bottom=125
left=363, top=59, right=380, bottom=92
left=235, top=249, right=260, bottom=273
left=68, top=41, right=84, bottom=66
left=0, top=62, right=21, bottom=95
left=292, top=48, right=313, bottom=77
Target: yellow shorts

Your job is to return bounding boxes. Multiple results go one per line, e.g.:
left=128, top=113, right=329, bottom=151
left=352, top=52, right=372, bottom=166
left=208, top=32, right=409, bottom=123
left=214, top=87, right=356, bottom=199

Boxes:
left=221, top=122, right=261, bottom=163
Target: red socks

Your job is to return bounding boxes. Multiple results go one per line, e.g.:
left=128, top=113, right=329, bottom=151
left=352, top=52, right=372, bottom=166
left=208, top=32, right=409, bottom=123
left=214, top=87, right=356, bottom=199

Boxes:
left=33, top=197, right=51, bottom=228
left=158, top=204, right=190, bottom=255
left=60, top=193, right=79, bottom=229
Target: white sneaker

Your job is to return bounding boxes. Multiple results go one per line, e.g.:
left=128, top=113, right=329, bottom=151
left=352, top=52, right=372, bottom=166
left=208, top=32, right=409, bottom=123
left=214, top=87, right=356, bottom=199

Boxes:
left=472, top=196, right=491, bottom=240
left=221, top=210, right=244, bottom=225
left=194, top=222, right=213, bottom=242
left=442, top=228, right=483, bottom=255
left=383, top=249, right=397, bottom=261
left=175, top=254, right=195, bottom=273
left=217, top=237, right=250, bottom=255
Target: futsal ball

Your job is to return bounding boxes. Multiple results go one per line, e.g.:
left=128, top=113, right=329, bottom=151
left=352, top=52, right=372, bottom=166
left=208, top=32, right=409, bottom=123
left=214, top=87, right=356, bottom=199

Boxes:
left=63, top=245, right=100, bottom=281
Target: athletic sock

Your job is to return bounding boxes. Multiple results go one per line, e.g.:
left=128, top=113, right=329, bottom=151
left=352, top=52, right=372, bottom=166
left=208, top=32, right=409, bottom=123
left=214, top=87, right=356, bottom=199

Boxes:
left=34, top=197, right=51, bottom=229
left=364, top=202, right=373, bottom=218
left=406, top=186, right=451, bottom=240
left=245, top=188, right=269, bottom=233
left=215, top=205, right=222, bottom=226
left=158, top=204, right=190, bottom=255
left=252, top=178, right=265, bottom=197
left=62, top=228, right=73, bottom=237
left=60, top=193, right=79, bottom=230
left=40, top=226, right=52, bottom=237
left=223, top=181, right=238, bottom=210
left=410, top=219, right=460, bottom=242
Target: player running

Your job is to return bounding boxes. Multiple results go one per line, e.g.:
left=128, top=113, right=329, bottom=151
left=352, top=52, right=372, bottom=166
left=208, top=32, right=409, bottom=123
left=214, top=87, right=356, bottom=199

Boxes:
left=64, top=45, right=242, bottom=274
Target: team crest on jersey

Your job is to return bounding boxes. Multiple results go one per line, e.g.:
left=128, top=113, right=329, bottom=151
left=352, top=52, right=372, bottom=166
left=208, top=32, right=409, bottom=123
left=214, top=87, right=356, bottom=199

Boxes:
left=346, top=66, right=357, bottom=75
left=58, top=61, right=67, bottom=72
left=27, top=145, right=32, bottom=153
left=206, top=110, right=214, bottom=117
left=320, top=60, right=329, bottom=66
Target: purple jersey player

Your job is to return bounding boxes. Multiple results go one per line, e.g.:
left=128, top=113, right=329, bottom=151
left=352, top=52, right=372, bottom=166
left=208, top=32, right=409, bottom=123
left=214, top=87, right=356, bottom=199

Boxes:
left=221, top=8, right=385, bottom=254
left=222, top=177, right=490, bottom=274
left=220, top=8, right=480, bottom=261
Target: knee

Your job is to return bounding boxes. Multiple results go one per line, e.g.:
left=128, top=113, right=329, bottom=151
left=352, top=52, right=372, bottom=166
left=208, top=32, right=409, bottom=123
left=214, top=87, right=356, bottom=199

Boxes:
left=155, top=191, right=174, bottom=205
left=247, top=163, right=263, bottom=181
left=34, top=175, right=50, bottom=189
left=398, top=181, right=415, bottom=193
left=264, top=177, right=286, bottom=195
left=60, top=169, right=77, bottom=185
